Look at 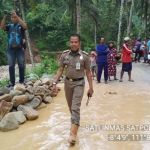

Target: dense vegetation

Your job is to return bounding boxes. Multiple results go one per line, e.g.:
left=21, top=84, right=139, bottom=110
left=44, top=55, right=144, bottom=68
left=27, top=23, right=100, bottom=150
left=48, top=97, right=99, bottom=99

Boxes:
left=0, top=0, right=149, bottom=66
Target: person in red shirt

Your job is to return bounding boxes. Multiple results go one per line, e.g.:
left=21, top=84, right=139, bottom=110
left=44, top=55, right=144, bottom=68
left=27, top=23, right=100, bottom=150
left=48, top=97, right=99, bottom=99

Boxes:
left=119, top=37, right=134, bottom=82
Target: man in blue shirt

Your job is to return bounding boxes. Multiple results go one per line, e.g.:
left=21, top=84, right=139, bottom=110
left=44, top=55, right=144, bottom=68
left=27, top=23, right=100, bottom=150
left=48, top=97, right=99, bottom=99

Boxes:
left=96, top=37, right=109, bottom=84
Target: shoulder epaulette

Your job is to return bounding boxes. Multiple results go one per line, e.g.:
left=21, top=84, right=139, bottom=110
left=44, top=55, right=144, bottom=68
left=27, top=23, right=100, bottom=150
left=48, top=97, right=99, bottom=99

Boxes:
left=63, top=50, right=70, bottom=53
left=82, top=51, right=89, bottom=56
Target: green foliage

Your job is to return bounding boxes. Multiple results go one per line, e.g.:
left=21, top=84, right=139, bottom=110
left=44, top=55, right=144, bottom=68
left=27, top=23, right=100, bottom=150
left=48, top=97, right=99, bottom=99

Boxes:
left=26, top=56, right=58, bottom=77
left=0, top=78, right=9, bottom=88
left=34, top=38, right=49, bottom=51
left=0, top=30, right=8, bottom=65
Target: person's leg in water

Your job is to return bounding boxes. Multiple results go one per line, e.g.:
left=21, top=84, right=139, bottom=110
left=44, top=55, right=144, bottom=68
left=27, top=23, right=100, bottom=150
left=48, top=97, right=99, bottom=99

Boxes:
left=114, top=75, right=118, bottom=80
left=97, top=62, right=103, bottom=83
left=91, top=67, right=94, bottom=80
left=119, top=70, right=124, bottom=82
left=134, top=52, right=138, bottom=63
left=138, top=51, right=142, bottom=62
left=128, top=71, right=134, bottom=82
left=94, top=66, right=97, bottom=80
left=104, top=62, right=108, bottom=84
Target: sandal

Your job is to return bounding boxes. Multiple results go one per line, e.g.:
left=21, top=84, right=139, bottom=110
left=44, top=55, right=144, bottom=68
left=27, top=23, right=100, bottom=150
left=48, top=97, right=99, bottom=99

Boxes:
left=105, top=81, right=108, bottom=84
left=128, top=79, right=134, bottom=82
left=119, top=79, right=123, bottom=82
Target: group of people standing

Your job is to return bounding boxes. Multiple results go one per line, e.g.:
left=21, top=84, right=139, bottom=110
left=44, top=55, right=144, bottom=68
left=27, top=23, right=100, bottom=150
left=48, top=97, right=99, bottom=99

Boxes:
left=90, top=37, right=134, bottom=83
left=132, top=37, right=150, bottom=64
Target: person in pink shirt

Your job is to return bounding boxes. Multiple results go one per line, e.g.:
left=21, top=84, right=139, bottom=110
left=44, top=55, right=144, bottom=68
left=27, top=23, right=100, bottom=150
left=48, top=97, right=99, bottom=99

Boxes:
left=119, top=37, right=134, bottom=82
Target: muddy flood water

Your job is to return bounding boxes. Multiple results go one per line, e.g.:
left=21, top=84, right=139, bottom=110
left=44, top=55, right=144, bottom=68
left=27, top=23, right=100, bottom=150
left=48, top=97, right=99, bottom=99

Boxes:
left=1, top=63, right=150, bottom=150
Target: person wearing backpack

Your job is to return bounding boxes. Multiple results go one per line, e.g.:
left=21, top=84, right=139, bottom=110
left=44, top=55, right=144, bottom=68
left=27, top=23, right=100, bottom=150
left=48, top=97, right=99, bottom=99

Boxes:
left=0, top=10, right=27, bottom=87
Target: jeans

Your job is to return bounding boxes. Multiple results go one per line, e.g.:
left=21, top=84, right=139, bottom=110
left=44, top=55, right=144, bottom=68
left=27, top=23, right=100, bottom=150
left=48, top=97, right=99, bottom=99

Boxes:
left=7, top=48, right=25, bottom=84
left=97, top=62, right=108, bottom=82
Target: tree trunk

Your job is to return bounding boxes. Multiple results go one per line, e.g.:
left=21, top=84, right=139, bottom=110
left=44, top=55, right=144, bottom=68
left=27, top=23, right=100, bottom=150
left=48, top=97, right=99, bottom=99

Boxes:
left=117, top=0, right=125, bottom=52
left=94, top=23, right=97, bottom=47
left=127, top=0, right=134, bottom=37
left=76, top=0, right=81, bottom=34
left=19, top=0, right=34, bottom=68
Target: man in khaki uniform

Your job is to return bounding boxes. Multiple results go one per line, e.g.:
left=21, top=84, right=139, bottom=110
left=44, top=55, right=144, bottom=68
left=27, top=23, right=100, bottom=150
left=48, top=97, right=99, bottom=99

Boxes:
left=52, top=34, right=93, bottom=145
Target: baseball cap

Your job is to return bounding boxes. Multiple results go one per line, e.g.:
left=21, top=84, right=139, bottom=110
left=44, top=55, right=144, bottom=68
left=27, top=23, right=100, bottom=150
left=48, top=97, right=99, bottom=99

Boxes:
left=124, top=37, right=130, bottom=41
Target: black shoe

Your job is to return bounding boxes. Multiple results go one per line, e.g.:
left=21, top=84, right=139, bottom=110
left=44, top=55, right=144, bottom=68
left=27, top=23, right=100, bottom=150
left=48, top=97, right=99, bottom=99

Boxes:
left=6, top=82, right=15, bottom=87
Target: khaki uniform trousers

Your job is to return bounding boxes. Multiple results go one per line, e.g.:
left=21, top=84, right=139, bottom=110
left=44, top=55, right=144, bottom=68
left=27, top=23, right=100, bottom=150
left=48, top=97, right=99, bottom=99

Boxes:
left=64, top=78, right=85, bottom=126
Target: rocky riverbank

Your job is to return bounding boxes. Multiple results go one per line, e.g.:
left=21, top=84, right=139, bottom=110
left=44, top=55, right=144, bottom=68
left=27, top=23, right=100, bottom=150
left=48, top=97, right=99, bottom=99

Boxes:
left=0, top=73, right=61, bottom=132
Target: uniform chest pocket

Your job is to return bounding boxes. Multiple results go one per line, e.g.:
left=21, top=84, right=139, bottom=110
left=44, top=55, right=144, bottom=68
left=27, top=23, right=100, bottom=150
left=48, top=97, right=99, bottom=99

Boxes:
left=63, top=58, right=70, bottom=65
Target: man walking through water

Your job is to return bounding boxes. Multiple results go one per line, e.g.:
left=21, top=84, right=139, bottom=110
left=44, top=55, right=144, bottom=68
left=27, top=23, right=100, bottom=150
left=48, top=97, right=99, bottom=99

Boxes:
left=52, top=34, right=93, bottom=145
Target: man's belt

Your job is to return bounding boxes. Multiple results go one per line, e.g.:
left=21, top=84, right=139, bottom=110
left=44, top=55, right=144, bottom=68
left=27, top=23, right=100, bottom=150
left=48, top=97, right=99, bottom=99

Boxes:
left=66, top=77, right=84, bottom=82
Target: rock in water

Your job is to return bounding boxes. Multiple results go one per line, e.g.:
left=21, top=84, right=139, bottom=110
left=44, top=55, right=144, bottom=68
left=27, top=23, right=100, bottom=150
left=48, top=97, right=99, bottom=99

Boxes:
left=11, top=111, right=26, bottom=124
left=0, top=94, right=12, bottom=102
left=14, top=84, right=26, bottom=93
left=0, top=113, right=19, bottom=132
left=0, top=100, right=13, bottom=121
left=43, top=96, right=53, bottom=103
left=37, top=102, right=46, bottom=110
left=12, top=95, right=29, bottom=107
left=17, top=105, right=38, bottom=120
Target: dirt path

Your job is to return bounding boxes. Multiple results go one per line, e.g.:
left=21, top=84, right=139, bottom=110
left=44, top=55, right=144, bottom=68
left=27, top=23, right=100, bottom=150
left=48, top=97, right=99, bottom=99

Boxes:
left=0, top=62, right=150, bottom=150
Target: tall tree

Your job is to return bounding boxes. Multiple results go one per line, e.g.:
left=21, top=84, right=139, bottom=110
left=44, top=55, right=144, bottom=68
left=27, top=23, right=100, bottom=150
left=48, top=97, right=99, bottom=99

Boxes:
left=76, top=0, right=81, bottom=34
left=16, top=0, right=34, bottom=67
left=127, top=0, right=134, bottom=37
left=117, top=0, right=125, bottom=52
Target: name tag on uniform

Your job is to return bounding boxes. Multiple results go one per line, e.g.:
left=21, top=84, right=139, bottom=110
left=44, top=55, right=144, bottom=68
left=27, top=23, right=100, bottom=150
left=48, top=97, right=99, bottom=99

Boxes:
left=76, top=62, right=80, bottom=70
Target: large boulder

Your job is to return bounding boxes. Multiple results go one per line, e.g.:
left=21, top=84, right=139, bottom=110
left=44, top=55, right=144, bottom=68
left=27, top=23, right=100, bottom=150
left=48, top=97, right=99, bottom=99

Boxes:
left=43, top=96, right=53, bottom=103
left=0, top=100, right=13, bottom=121
left=25, top=98, right=40, bottom=109
left=33, top=80, right=42, bottom=87
left=25, top=92, right=34, bottom=101
left=1, top=86, right=10, bottom=94
left=11, top=95, right=29, bottom=107
left=11, top=111, right=26, bottom=124
left=0, top=113, right=19, bottom=132
left=26, top=86, right=33, bottom=94
left=25, top=81, right=33, bottom=87
left=14, top=84, right=26, bottom=93
left=37, top=102, right=46, bottom=110
left=41, top=78, right=51, bottom=85
left=33, top=86, right=45, bottom=99
left=9, top=90, right=23, bottom=97
left=17, top=105, right=38, bottom=120
left=34, top=95, right=42, bottom=104
left=0, top=94, right=12, bottom=102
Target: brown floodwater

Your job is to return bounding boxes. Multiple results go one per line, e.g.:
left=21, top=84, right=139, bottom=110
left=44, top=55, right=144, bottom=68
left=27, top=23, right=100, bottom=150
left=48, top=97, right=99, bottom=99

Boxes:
left=1, top=63, right=150, bottom=150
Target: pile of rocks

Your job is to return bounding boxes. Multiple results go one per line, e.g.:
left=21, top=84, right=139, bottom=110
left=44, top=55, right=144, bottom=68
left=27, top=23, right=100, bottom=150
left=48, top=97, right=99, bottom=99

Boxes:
left=0, top=74, right=61, bottom=132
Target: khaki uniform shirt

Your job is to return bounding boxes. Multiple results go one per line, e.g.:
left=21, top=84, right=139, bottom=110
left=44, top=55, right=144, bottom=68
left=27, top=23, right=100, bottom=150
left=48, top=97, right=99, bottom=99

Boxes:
left=59, top=50, right=90, bottom=79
